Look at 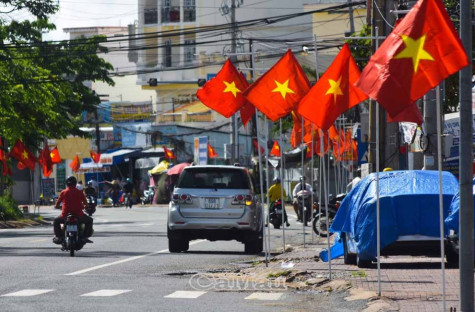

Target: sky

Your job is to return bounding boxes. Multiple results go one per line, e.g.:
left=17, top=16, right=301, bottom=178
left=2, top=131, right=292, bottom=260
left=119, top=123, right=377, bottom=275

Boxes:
left=38, top=0, right=138, bottom=41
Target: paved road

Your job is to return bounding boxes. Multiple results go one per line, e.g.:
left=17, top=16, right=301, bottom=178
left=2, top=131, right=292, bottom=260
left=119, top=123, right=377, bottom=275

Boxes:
left=0, top=205, right=344, bottom=312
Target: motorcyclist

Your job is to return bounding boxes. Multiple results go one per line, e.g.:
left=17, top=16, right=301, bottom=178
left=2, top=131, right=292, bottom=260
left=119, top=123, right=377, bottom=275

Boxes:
left=53, top=176, right=93, bottom=244
left=292, top=176, right=313, bottom=222
left=123, top=178, right=134, bottom=208
left=267, top=177, right=290, bottom=227
left=85, top=181, right=97, bottom=199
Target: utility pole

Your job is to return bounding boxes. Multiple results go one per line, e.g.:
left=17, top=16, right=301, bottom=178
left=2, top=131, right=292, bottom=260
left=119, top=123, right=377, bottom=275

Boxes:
left=458, top=0, right=473, bottom=309
left=94, top=110, right=100, bottom=154
left=230, top=0, right=239, bottom=163
left=347, top=0, right=355, bottom=35
left=423, top=89, right=438, bottom=169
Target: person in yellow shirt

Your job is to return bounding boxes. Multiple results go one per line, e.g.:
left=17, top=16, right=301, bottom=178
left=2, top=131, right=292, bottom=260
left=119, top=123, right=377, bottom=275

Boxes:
left=267, top=177, right=290, bottom=227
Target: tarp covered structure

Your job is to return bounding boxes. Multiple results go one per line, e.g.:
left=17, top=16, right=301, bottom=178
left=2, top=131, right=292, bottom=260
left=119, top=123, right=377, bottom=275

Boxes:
left=330, top=170, right=459, bottom=260
left=445, top=178, right=475, bottom=231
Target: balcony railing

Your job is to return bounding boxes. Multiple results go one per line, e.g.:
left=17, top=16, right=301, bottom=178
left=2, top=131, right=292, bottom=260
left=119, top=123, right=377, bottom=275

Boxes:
left=161, top=6, right=180, bottom=23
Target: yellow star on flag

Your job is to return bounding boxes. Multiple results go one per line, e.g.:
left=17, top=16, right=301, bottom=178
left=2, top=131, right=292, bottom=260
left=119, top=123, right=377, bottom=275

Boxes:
left=22, top=150, right=29, bottom=160
left=394, top=34, right=434, bottom=73
left=50, top=152, right=54, bottom=158
left=223, top=80, right=241, bottom=98
left=325, top=76, right=344, bottom=103
left=272, top=79, right=295, bottom=99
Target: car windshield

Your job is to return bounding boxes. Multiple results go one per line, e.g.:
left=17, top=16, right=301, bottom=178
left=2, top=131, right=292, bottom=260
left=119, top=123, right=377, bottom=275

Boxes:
left=177, top=168, right=250, bottom=189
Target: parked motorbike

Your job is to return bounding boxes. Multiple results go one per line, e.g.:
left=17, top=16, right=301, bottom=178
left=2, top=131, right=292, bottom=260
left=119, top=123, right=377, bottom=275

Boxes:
left=141, top=186, right=155, bottom=205
left=86, top=195, right=96, bottom=216
left=60, top=214, right=85, bottom=257
left=296, top=189, right=313, bottom=226
left=269, top=199, right=286, bottom=229
left=312, top=193, right=346, bottom=237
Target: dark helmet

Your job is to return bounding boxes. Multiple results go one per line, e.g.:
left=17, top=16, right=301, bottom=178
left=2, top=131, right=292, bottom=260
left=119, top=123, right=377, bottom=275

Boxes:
left=273, top=177, right=281, bottom=184
left=126, top=178, right=131, bottom=183
left=299, top=176, right=306, bottom=182
left=66, top=176, right=77, bottom=186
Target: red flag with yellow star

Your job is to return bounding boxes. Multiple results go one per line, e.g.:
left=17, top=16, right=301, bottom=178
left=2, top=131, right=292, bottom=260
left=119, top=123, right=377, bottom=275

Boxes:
left=355, top=0, right=469, bottom=117
left=163, top=146, right=177, bottom=160
left=208, top=144, right=218, bottom=158
left=38, top=142, right=53, bottom=177
left=50, top=147, right=61, bottom=164
left=9, top=140, right=37, bottom=170
left=90, top=150, right=101, bottom=163
left=269, top=140, right=281, bottom=157
left=196, top=59, right=249, bottom=118
left=70, top=155, right=80, bottom=173
left=243, top=50, right=311, bottom=121
left=297, top=44, right=368, bottom=131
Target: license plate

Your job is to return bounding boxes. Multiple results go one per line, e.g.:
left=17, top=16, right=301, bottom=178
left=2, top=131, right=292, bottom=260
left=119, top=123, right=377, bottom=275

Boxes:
left=66, top=225, right=77, bottom=232
left=205, top=198, right=220, bottom=209
left=275, top=209, right=282, bottom=213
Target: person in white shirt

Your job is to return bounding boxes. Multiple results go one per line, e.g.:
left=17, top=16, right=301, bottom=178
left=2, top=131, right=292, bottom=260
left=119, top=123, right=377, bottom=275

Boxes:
left=346, top=168, right=362, bottom=193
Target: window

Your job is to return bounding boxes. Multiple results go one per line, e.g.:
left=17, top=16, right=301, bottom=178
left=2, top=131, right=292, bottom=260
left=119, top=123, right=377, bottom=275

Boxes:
left=162, top=0, right=180, bottom=23
left=184, top=0, right=196, bottom=22
left=144, top=8, right=158, bottom=24
left=164, top=39, right=172, bottom=67
left=177, top=168, right=250, bottom=189
left=184, top=39, right=196, bottom=64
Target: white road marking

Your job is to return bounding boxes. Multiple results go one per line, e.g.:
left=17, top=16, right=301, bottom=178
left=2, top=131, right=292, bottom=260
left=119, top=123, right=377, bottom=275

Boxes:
left=65, top=240, right=205, bottom=276
left=81, top=289, right=132, bottom=297
left=164, top=291, right=206, bottom=299
left=1, top=289, right=55, bottom=297
left=136, top=223, right=154, bottom=226
left=245, top=292, right=283, bottom=300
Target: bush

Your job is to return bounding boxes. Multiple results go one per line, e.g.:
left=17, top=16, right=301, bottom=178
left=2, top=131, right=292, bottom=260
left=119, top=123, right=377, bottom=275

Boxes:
left=0, top=193, right=23, bottom=220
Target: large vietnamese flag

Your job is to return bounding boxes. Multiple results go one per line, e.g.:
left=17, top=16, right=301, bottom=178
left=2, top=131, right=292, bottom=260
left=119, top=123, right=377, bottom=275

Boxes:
left=9, top=139, right=37, bottom=170
left=355, top=0, right=469, bottom=117
left=50, top=147, right=61, bottom=164
left=297, top=43, right=368, bottom=131
left=243, top=50, right=310, bottom=121
left=197, top=59, right=250, bottom=118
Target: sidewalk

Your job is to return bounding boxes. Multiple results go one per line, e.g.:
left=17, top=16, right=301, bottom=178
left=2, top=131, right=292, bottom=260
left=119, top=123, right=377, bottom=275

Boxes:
left=218, top=237, right=463, bottom=311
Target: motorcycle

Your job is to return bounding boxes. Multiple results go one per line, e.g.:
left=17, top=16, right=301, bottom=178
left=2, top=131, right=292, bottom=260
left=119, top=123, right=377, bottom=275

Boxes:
left=60, top=214, right=85, bottom=257
left=123, top=192, right=133, bottom=209
left=296, top=189, right=313, bottom=226
left=86, top=195, right=96, bottom=216
left=141, top=186, right=155, bottom=205
left=269, top=199, right=286, bottom=229
left=312, top=193, right=346, bottom=237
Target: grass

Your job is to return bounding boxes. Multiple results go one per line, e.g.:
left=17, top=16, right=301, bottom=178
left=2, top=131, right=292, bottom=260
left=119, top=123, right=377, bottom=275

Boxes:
left=0, top=193, right=22, bottom=220
left=267, top=270, right=292, bottom=279
left=351, top=270, right=367, bottom=277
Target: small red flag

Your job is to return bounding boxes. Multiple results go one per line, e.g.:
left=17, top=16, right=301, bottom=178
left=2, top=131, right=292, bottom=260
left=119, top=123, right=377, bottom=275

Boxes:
left=269, top=140, right=281, bottom=157
left=355, top=0, right=470, bottom=117
left=243, top=50, right=311, bottom=121
left=290, top=111, right=314, bottom=148
left=163, top=146, right=177, bottom=160
left=0, top=139, right=11, bottom=176
left=208, top=144, right=218, bottom=158
left=297, top=44, right=368, bottom=131
left=90, top=150, right=101, bottom=163
left=9, top=140, right=36, bottom=170
left=70, top=155, right=80, bottom=173
left=252, top=139, right=265, bottom=155
left=38, top=142, right=53, bottom=177
left=197, top=59, right=250, bottom=118
left=50, top=147, right=61, bottom=164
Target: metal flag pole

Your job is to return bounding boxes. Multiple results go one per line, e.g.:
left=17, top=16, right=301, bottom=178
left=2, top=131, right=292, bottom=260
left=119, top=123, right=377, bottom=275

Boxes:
left=311, top=125, right=315, bottom=243
left=374, top=26, right=382, bottom=297
left=312, top=34, right=320, bottom=244
left=265, top=116, right=271, bottom=261
left=279, top=118, right=286, bottom=252
left=321, top=129, right=331, bottom=279
left=435, top=84, right=446, bottom=311
left=255, top=109, right=267, bottom=266
left=301, top=117, right=306, bottom=247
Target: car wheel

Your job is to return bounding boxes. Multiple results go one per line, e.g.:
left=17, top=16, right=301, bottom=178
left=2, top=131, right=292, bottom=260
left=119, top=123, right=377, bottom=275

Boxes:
left=245, top=234, right=263, bottom=254
left=342, top=233, right=357, bottom=265
left=313, top=214, right=330, bottom=237
left=169, top=237, right=187, bottom=253
left=356, top=253, right=372, bottom=268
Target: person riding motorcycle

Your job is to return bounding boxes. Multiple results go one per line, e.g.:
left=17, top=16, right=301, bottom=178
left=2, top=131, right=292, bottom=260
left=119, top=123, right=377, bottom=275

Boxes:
left=123, top=178, right=134, bottom=208
left=267, top=177, right=290, bottom=227
left=53, top=176, right=93, bottom=245
left=85, top=181, right=97, bottom=199
left=292, top=176, right=313, bottom=222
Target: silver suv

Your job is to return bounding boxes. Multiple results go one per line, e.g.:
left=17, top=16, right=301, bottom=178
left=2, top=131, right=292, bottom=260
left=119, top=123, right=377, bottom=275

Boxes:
left=167, top=165, right=264, bottom=254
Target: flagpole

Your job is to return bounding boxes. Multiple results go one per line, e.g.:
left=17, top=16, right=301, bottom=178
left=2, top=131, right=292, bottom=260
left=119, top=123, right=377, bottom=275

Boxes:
left=255, top=109, right=267, bottom=266
left=435, top=84, right=446, bottom=311
left=265, top=116, right=271, bottom=262
left=279, top=118, right=286, bottom=253
left=311, top=124, right=315, bottom=244
left=321, top=129, right=331, bottom=279
left=312, top=34, right=320, bottom=245
left=301, top=117, right=306, bottom=248
left=375, top=26, right=382, bottom=297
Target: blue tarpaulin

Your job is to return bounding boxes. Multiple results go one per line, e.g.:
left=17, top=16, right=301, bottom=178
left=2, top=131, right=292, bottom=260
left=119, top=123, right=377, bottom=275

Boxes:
left=330, top=170, right=459, bottom=260
left=445, top=178, right=475, bottom=231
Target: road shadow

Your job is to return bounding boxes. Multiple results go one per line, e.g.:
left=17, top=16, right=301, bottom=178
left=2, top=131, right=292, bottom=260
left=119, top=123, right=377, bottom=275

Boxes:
left=93, top=231, right=166, bottom=238
left=0, top=246, right=161, bottom=258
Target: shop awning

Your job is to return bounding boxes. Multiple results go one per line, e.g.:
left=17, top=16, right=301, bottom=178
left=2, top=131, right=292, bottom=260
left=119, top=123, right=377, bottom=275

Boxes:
left=78, top=162, right=110, bottom=173
left=135, top=157, right=162, bottom=169
left=99, top=149, right=141, bottom=165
